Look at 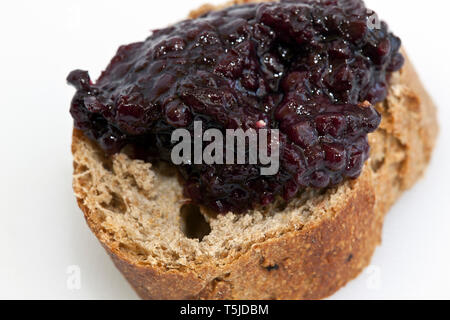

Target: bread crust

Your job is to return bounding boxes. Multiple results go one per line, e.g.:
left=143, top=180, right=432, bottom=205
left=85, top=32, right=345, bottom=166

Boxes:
left=71, top=0, right=438, bottom=300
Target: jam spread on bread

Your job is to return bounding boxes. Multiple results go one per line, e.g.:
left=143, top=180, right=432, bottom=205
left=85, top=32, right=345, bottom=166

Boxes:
left=68, top=0, right=404, bottom=213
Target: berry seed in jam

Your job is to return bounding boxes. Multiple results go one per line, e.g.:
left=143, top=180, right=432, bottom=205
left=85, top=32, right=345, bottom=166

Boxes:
left=68, top=0, right=404, bottom=213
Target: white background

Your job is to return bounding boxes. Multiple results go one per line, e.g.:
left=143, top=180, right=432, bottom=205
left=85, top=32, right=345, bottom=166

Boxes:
left=0, top=0, right=449, bottom=299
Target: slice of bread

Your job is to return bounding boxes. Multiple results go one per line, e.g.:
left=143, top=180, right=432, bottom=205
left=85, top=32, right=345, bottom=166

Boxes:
left=71, top=0, right=438, bottom=300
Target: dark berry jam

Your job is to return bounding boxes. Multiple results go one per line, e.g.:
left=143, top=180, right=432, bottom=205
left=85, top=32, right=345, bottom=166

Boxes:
left=68, top=0, right=404, bottom=213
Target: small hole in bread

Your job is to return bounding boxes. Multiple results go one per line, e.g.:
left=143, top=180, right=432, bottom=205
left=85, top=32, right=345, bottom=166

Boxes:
left=371, top=157, right=385, bottom=172
left=180, top=204, right=211, bottom=241
left=74, top=162, right=89, bottom=175
left=101, top=192, right=127, bottom=214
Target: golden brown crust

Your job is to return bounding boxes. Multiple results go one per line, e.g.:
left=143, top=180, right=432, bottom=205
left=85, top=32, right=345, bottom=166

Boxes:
left=71, top=0, right=439, bottom=300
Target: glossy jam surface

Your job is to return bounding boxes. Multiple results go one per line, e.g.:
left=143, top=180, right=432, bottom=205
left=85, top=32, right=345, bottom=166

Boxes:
left=68, top=0, right=404, bottom=213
